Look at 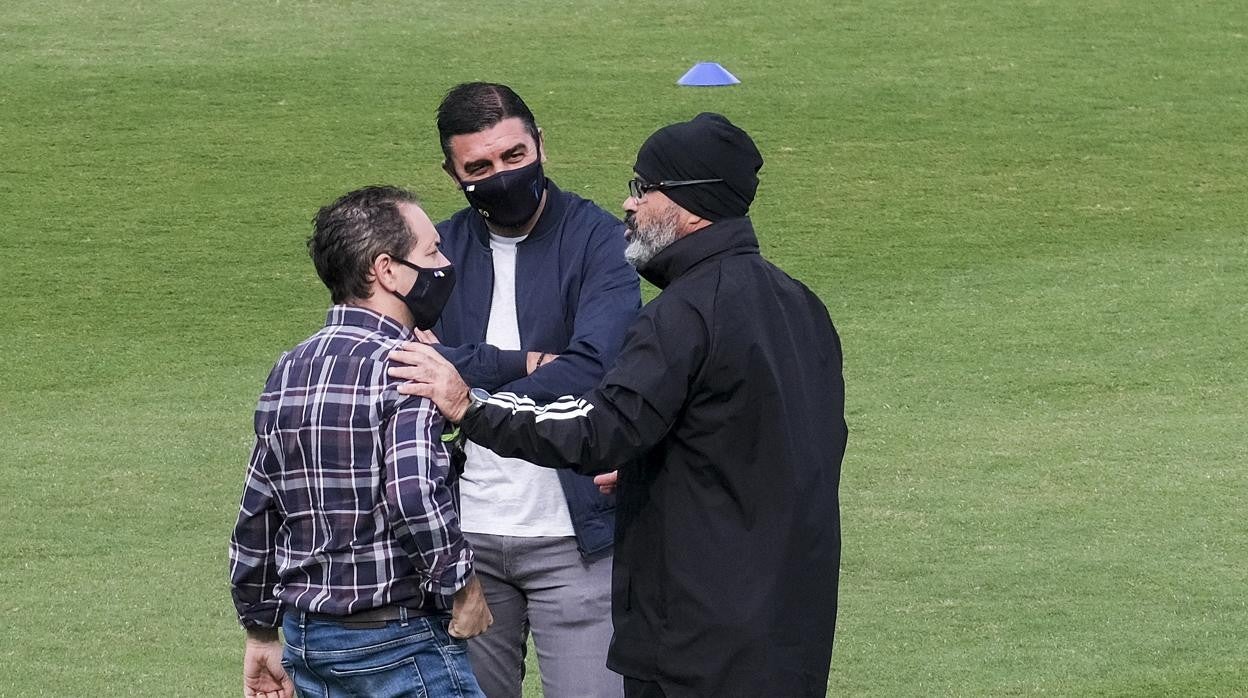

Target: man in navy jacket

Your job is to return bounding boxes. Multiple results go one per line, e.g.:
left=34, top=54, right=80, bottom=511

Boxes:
left=426, top=82, right=640, bottom=698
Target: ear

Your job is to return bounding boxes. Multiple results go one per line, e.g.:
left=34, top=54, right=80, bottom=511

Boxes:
left=373, top=254, right=403, bottom=294
left=680, top=211, right=712, bottom=237
left=442, top=160, right=461, bottom=185
left=537, top=127, right=547, bottom=164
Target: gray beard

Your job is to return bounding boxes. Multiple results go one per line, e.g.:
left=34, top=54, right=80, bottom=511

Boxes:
left=624, top=210, right=682, bottom=268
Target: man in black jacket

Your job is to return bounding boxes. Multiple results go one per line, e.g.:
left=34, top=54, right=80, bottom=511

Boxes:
left=390, top=113, right=847, bottom=698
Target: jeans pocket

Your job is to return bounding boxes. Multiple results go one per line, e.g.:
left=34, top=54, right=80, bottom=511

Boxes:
left=327, top=655, right=426, bottom=697
left=281, top=658, right=326, bottom=698
left=436, top=618, right=469, bottom=654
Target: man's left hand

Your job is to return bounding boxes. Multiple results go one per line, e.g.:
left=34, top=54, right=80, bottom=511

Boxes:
left=243, top=629, right=293, bottom=698
left=593, top=470, right=619, bottom=495
left=388, top=342, right=471, bottom=423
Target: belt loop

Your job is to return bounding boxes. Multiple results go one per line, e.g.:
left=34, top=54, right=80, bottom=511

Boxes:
left=296, top=610, right=307, bottom=660
left=399, top=605, right=409, bottom=627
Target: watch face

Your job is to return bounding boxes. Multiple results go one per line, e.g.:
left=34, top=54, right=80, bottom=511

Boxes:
left=469, top=388, right=491, bottom=405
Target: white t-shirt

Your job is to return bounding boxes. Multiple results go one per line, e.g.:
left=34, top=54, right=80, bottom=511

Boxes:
left=459, top=232, right=576, bottom=537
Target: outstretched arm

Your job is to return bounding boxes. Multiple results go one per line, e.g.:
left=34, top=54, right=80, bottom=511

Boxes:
left=389, top=297, right=706, bottom=474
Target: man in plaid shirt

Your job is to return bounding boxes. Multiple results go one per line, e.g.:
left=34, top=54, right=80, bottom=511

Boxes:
left=229, top=186, right=490, bottom=698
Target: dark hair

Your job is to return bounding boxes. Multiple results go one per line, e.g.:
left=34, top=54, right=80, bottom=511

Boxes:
left=436, top=82, right=540, bottom=164
left=308, top=186, right=419, bottom=304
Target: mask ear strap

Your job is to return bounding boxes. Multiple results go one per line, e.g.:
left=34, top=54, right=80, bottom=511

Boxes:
left=391, top=257, right=421, bottom=272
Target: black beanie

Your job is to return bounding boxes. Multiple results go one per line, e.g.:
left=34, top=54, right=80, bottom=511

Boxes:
left=633, top=112, right=763, bottom=221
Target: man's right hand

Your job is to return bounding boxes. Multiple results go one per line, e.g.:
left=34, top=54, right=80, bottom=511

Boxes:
left=243, top=629, right=293, bottom=698
left=449, top=574, right=493, bottom=639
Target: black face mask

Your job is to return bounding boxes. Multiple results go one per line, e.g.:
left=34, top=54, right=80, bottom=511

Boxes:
left=459, top=156, right=546, bottom=228
left=392, top=260, right=456, bottom=331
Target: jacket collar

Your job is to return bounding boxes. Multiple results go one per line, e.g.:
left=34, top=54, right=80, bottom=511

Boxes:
left=467, top=178, right=565, bottom=248
left=637, top=217, right=760, bottom=289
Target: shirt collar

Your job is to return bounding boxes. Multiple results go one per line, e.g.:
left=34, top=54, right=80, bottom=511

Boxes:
left=325, top=305, right=413, bottom=340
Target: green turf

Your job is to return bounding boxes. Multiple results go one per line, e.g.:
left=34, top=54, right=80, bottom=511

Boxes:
left=2, top=0, right=1245, bottom=695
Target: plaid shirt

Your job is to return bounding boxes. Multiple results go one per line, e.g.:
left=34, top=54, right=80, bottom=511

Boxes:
left=229, top=306, right=472, bottom=630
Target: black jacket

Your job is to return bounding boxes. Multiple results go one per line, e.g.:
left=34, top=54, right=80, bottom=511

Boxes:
left=462, top=217, right=846, bottom=697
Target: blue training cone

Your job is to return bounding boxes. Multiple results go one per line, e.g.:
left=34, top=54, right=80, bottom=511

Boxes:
left=677, top=62, right=740, bottom=87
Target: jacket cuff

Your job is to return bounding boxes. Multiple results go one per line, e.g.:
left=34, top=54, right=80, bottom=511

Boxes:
left=496, top=350, right=529, bottom=385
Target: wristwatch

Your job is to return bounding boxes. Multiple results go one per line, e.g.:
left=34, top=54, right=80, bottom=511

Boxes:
left=462, top=387, right=491, bottom=421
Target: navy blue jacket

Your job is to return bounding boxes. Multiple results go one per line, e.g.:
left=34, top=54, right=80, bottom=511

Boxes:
left=432, top=180, right=641, bottom=557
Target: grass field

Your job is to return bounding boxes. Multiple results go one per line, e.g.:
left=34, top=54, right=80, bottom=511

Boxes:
left=3, top=1, right=1246, bottom=695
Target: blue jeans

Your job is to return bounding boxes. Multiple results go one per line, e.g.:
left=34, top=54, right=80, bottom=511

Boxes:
left=281, top=609, right=485, bottom=698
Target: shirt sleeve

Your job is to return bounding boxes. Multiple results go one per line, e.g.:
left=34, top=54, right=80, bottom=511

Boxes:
left=496, top=219, right=641, bottom=402
left=229, top=388, right=285, bottom=630
left=382, top=394, right=474, bottom=597
left=461, top=293, right=705, bottom=474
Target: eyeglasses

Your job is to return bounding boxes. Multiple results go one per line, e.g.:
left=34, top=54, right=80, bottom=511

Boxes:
left=628, top=177, right=724, bottom=201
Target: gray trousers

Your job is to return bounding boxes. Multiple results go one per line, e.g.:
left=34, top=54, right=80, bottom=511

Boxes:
left=464, top=533, right=621, bottom=698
